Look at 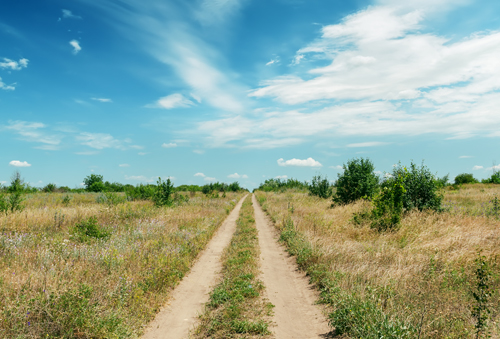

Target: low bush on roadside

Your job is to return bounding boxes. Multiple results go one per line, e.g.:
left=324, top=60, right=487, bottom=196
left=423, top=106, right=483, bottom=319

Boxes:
left=332, top=157, right=379, bottom=205
left=308, top=175, right=332, bottom=199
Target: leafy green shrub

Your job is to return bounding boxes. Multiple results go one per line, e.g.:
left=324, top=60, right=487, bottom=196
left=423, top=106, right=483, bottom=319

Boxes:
left=371, top=171, right=406, bottom=231
left=454, top=173, right=478, bottom=185
left=125, top=183, right=155, bottom=201
left=42, top=183, right=57, bottom=192
left=308, top=175, right=332, bottom=199
left=72, top=217, right=110, bottom=242
left=256, top=178, right=308, bottom=192
left=483, top=170, right=500, bottom=184
left=83, top=174, right=105, bottom=192
left=332, top=158, right=379, bottom=205
left=392, top=162, right=442, bottom=212
left=435, top=174, right=450, bottom=188
left=153, top=177, right=174, bottom=207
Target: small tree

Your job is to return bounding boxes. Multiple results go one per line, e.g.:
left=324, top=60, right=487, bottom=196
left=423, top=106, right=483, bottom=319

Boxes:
left=309, top=175, right=332, bottom=199
left=153, top=177, right=174, bottom=207
left=8, top=171, right=25, bottom=193
left=454, top=173, right=478, bottom=185
left=332, top=158, right=379, bottom=205
left=392, top=161, right=442, bottom=212
left=83, top=174, right=105, bottom=192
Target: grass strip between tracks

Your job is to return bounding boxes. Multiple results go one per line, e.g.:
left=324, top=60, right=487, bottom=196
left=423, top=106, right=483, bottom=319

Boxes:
left=193, top=195, right=274, bottom=338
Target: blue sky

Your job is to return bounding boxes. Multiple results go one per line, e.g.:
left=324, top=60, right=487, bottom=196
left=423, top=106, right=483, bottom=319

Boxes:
left=1, top=0, right=500, bottom=189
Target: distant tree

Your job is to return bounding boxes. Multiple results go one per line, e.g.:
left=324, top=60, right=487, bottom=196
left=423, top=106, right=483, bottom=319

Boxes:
left=83, top=174, right=105, bottom=192
left=333, top=158, right=379, bottom=205
left=8, top=170, right=25, bottom=193
left=42, top=183, right=57, bottom=193
left=454, top=173, right=478, bottom=185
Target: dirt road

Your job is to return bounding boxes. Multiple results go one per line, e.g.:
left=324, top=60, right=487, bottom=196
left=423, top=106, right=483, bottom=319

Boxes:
left=252, top=194, right=331, bottom=339
left=141, top=195, right=247, bottom=339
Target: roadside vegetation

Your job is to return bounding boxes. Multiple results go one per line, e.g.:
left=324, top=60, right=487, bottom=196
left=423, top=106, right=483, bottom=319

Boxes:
left=193, top=195, right=273, bottom=338
left=255, top=158, right=500, bottom=338
left=0, top=171, right=244, bottom=338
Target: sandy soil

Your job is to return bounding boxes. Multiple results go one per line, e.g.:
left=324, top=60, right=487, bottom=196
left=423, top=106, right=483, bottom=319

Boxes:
left=141, top=195, right=247, bottom=339
left=252, top=194, right=332, bottom=339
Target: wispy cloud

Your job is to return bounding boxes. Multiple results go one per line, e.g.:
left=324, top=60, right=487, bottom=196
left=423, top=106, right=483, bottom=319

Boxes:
left=472, top=165, right=483, bottom=170
left=459, top=155, right=473, bottom=159
left=275, top=175, right=288, bottom=180
left=204, top=176, right=217, bottom=182
left=119, top=164, right=130, bottom=167
left=0, top=77, right=15, bottom=90
left=266, top=57, right=280, bottom=66
left=69, top=40, right=81, bottom=54
left=62, top=9, right=82, bottom=20
left=85, top=0, right=245, bottom=113
left=76, top=132, right=133, bottom=150
left=347, top=141, right=389, bottom=148
left=91, top=97, right=112, bottom=103
left=194, top=172, right=205, bottom=177
left=0, top=58, right=28, bottom=70
left=3, top=120, right=62, bottom=149
left=147, top=94, right=195, bottom=109
left=162, top=142, right=177, bottom=148
left=9, top=160, right=31, bottom=167
left=277, top=157, right=322, bottom=167
left=228, top=173, right=248, bottom=179
left=125, top=175, right=155, bottom=182
left=329, top=165, right=343, bottom=170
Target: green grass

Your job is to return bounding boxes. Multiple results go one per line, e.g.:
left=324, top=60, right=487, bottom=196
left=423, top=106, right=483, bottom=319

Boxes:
left=193, top=196, right=274, bottom=338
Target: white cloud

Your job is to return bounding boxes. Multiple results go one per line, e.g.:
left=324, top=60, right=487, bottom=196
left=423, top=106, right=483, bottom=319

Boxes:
left=76, top=132, right=127, bottom=150
left=147, top=94, right=195, bottom=109
left=69, top=40, right=81, bottom=54
left=0, top=181, right=6, bottom=185
left=275, top=175, right=288, bottom=180
left=0, top=58, right=29, bottom=71
left=459, top=155, right=473, bottom=159
left=204, top=176, right=216, bottom=182
left=9, top=160, right=31, bottom=167
left=162, top=142, right=177, bottom=148
left=3, top=120, right=62, bottom=149
left=292, top=54, right=304, bottom=65
left=138, top=152, right=147, bottom=156
left=228, top=173, right=248, bottom=179
left=472, top=165, right=483, bottom=170
left=84, top=1, right=245, bottom=113
left=62, top=9, right=82, bottom=19
left=119, top=164, right=130, bottom=167
left=347, top=141, right=389, bottom=148
left=193, top=149, right=205, bottom=154
left=91, top=97, right=112, bottom=103
left=487, top=165, right=500, bottom=171
left=277, top=157, right=322, bottom=167
left=266, top=57, right=280, bottom=66
left=0, top=77, right=15, bottom=90
left=125, top=175, right=155, bottom=182
left=194, top=173, right=206, bottom=177
left=329, top=165, right=343, bottom=170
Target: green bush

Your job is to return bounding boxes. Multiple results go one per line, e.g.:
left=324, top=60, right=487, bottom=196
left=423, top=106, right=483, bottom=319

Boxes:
left=454, top=173, right=478, bottom=185
left=153, top=177, right=174, bottom=207
left=125, top=183, right=155, bottom=201
left=72, top=217, right=110, bottom=242
left=256, top=178, right=308, bottom=192
left=392, top=162, right=442, bottom=212
left=308, top=175, right=332, bottom=199
left=371, top=171, right=406, bottom=231
left=332, top=158, right=379, bottom=205
left=83, top=174, right=105, bottom=192
left=483, top=170, right=500, bottom=184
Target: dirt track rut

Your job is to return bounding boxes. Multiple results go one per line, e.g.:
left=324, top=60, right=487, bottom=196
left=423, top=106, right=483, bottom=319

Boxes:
left=141, top=195, right=247, bottom=339
left=252, top=194, right=331, bottom=338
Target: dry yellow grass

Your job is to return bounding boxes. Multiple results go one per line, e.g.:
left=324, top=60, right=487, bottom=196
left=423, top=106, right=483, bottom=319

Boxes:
left=256, top=188, right=500, bottom=338
left=0, top=192, right=243, bottom=338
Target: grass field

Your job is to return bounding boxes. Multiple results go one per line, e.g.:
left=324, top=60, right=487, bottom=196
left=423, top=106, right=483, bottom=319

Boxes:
left=0, top=192, right=243, bottom=338
left=255, top=184, right=500, bottom=338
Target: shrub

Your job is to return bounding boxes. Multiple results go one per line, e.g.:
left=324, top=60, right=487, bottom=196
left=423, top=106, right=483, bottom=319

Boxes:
left=256, top=178, right=308, bottom=192
left=435, top=174, right=450, bottom=188
left=483, top=170, right=500, bottom=184
left=332, top=158, right=379, bottom=205
left=42, top=183, right=57, bottom=192
left=392, top=162, right=442, bottom=212
left=308, top=175, right=332, bottom=199
left=72, top=217, right=110, bottom=242
left=125, top=184, right=155, bottom=201
left=454, top=173, right=478, bottom=185
left=83, top=174, right=105, bottom=192
left=371, top=170, right=406, bottom=231
left=153, top=177, right=174, bottom=207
